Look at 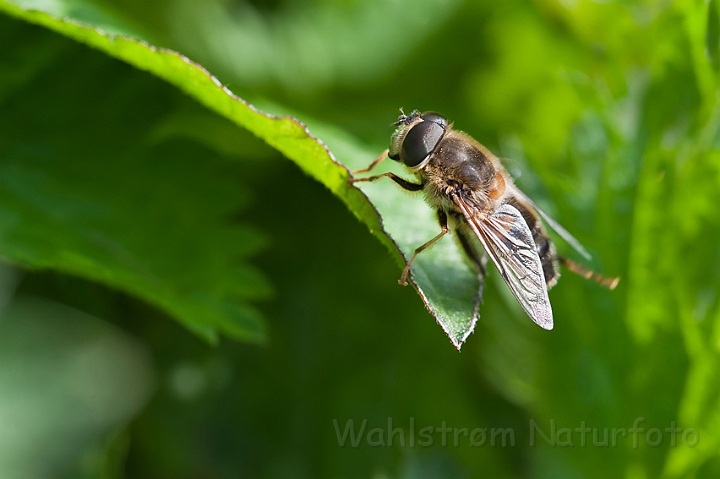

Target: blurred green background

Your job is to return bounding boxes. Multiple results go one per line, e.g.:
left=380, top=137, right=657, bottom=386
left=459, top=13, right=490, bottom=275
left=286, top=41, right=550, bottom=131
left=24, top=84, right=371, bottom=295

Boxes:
left=1, top=0, right=720, bottom=477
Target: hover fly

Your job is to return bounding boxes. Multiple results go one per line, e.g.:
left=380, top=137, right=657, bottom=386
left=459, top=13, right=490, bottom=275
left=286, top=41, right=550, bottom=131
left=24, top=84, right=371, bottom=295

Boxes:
left=351, top=110, right=618, bottom=330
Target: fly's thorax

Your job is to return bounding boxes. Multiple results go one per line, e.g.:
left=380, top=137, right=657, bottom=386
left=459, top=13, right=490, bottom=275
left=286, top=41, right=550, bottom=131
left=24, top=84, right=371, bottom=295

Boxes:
left=416, top=161, right=491, bottom=215
left=415, top=132, right=508, bottom=213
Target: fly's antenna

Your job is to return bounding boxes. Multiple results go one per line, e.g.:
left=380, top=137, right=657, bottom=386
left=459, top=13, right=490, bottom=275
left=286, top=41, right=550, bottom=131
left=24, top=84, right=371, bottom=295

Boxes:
left=394, top=107, right=408, bottom=126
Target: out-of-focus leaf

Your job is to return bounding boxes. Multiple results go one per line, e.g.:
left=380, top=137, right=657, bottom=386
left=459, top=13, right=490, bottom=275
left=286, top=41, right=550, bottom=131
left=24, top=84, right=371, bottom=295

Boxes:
left=0, top=295, right=154, bottom=478
left=163, top=0, right=463, bottom=91
left=707, top=0, right=720, bottom=66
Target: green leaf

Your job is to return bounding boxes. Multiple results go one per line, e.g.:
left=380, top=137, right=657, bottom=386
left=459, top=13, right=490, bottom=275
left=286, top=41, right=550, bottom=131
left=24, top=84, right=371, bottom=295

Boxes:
left=0, top=21, right=273, bottom=343
left=0, top=0, right=482, bottom=347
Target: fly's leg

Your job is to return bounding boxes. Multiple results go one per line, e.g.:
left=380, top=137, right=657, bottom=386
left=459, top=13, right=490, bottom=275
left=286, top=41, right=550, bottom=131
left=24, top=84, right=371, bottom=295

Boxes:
left=349, top=149, right=428, bottom=283
left=399, top=210, right=449, bottom=286
left=351, top=149, right=390, bottom=175
left=456, top=228, right=488, bottom=318
left=349, top=149, right=423, bottom=191
left=559, top=257, right=620, bottom=290
left=349, top=171, right=423, bottom=191
left=349, top=149, right=425, bottom=191
left=457, top=228, right=488, bottom=276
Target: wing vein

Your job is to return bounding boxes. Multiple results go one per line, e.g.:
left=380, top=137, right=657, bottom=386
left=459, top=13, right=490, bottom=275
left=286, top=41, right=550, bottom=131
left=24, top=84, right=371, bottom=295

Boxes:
left=451, top=192, right=553, bottom=329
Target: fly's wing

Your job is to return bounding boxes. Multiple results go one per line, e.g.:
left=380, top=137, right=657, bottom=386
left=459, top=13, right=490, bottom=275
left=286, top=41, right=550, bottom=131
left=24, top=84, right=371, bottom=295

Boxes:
left=452, top=196, right=553, bottom=329
left=509, top=185, right=591, bottom=261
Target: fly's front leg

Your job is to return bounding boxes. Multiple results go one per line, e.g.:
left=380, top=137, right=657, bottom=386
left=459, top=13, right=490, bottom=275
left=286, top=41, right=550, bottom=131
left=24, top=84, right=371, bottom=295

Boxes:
left=350, top=172, right=424, bottom=191
left=399, top=210, right=449, bottom=286
left=352, top=149, right=390, bottom=175
left=349, top=149, right=424, bottom=191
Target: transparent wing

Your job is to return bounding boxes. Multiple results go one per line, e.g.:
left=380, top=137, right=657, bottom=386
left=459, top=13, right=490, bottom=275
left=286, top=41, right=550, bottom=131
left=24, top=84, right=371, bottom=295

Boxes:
left=453, top=196, right=553, bottom=329
left=509, top=186, right=591, bottom=261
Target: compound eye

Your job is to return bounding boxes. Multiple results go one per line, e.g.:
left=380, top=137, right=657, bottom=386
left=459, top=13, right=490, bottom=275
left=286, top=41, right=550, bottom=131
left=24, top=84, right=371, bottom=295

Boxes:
left=420, top=112, right=448, bottom=129
left=401, top=120, right=445, bottom=167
